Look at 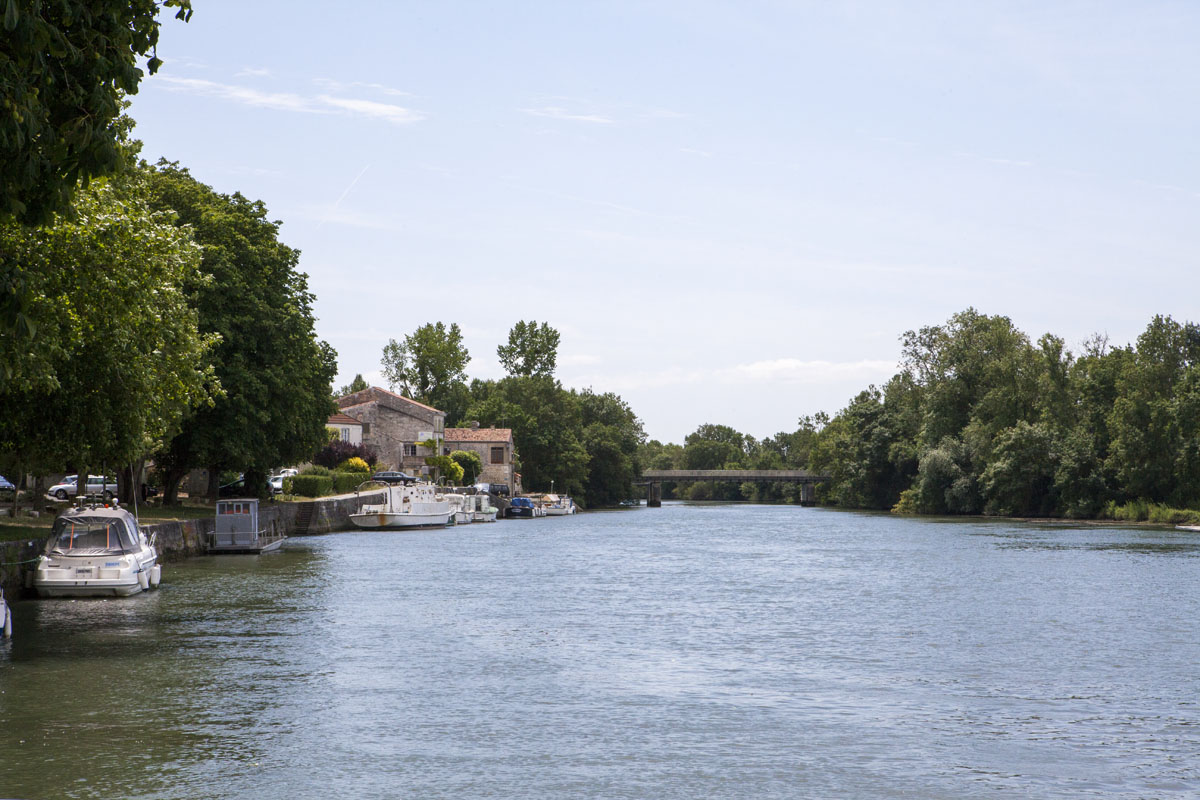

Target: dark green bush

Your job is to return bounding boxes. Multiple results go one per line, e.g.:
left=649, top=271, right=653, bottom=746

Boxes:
left=289, top=475, right=332, bottom=497
left=332, top=472, right=366, bottom=494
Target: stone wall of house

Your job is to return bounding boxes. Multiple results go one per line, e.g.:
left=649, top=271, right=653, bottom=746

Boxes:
left=338, top=387, right=445, bottom=474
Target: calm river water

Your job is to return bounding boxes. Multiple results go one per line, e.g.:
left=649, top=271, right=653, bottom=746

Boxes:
left=3, top=503, right=1200, bottom=799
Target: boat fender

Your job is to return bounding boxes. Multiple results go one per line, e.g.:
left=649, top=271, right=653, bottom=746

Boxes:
left=150, top=565, right=162, bottom=588
left=2, top=605, right=10, bottom=639
left=138, top=570, right=149, bottom=591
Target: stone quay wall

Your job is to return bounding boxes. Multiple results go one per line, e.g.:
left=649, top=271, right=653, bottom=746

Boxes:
left=1, top=492, right=375, bottom=599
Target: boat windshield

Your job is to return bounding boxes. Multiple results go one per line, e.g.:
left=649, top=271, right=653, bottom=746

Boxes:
left=45, top=516, right=139, bottom=556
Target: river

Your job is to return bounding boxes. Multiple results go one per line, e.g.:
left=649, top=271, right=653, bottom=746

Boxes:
left=2, top=503, right=1199, bottom=799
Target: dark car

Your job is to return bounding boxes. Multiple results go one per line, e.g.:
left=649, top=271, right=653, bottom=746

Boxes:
left=0, top=474, right=15, bottom=498
left=218, top=478, right=246, bottom=497
left=372, top=471, right=415, bottom=484
left=488, top=483, right=511, bottom=497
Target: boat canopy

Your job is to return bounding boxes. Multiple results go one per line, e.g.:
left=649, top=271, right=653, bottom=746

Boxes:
left=45, top=515, right=139, bottom=556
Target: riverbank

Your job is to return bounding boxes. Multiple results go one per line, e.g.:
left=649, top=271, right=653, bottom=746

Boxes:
left=0, top=492, right=377, bottom=599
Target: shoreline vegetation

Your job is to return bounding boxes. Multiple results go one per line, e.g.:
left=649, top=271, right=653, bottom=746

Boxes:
left=642, top=309, right=1200, bottom=525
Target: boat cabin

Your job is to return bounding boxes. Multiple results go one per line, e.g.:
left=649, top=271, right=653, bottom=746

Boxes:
left=210, top=498, right=284, bottom=554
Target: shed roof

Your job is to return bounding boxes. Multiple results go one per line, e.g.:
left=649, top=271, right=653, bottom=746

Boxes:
left=327, top=413, right=363, bottom=426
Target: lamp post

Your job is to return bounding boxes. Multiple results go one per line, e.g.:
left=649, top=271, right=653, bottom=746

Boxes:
left=551, top=480, right=555, bottom=495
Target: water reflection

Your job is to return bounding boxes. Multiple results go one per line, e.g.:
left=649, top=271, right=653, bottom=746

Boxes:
left=3, top=512, right=1200, bottom=799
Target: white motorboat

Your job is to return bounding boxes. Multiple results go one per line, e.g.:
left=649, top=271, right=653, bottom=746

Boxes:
left=544, top=494, right=577, bottom=516
left=34, top=504, right=161, bottom=597
left=472, top=494, right=499, bottom=523
left=445, top=493, right=473, bottom=525
left=349, top=479, right=452, bottom=530
left=209, top=498, right=285, bottom=553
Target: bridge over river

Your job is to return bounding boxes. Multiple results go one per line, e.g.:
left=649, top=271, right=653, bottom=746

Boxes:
left=638, top=469, right=831, bottom=507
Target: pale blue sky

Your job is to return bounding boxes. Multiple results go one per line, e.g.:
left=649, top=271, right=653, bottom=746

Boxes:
left=128, top=1, right=1200, bottom=443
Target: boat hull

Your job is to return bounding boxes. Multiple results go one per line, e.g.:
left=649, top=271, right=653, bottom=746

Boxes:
left=349, top=511, right=452, bottom=530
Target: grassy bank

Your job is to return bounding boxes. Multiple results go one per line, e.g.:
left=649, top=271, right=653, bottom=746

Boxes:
left=0, top=499, right=229, bottom=543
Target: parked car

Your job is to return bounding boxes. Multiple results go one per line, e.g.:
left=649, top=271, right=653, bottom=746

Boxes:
left=372, top=471, right=415, bottom=485
left=47, top=474, right=117, bottom=500
left=269, top=475, right=284, bottom=495
left=0, top=475, right=15, bottom=498
left=218, top=477, right=246, bottom=498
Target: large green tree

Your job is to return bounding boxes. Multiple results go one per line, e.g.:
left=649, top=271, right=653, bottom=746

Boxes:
left=466, top=375, right=589, bottom=499
left=497, top=320, right=560, bottom=377
left=1, top=0, right=192, bottom=226
left=381, top=322, right=470, bottom=422
left=577, top=389, right=645, bottom=506
left=144, top=161, right=337, bottom=501
left=0, top=166, right=215, bottom=498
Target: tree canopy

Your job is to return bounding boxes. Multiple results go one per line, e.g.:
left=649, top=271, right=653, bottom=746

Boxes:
left=144, top=161, right=337, bottom=499
left=0, top=164, right=215, bottom=484
left=497, top=320, right=560, bottom=377
left=1, top=0, right=192, bottom=226
left=381, top=322, right=470, bottom=421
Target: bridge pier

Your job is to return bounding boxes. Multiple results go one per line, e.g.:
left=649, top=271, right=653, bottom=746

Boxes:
left=800, top=483, right=816, bottom=506
left=647, top=481, right=661, bottom=507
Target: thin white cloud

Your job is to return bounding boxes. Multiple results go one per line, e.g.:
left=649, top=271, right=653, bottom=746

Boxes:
left=313, top=78, right=413, bottom=97
left=316, top=95, right=425, bottom=125
left=151, top=76, right=424, bottom=125
left=522, top=106, right=614, bottom=124
left=235, top=67, right=272, bottom=78
left=154, top=76, right=323, bottom=113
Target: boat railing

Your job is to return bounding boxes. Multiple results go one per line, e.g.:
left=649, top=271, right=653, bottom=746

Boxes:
left=354, top=480, right=390, bottom=513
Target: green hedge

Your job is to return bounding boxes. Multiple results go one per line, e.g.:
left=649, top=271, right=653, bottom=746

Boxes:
left=288, top=475, right=333, bottom=497
left=285, top=472, right=369, bottom=497
left=332, top=472, right=366, bottom=494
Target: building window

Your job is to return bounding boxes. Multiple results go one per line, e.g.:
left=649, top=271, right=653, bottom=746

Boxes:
left=340, top=428, right=349, bottom=441
left=404, top=444, right=417, bottom=457
left=490, top=446, right=505, bottom=465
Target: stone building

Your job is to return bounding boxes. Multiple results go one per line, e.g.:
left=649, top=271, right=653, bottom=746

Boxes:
left=443, top=424, right=518, bottom=492
left=326, top=413, right=364, bottom=445
left=336, top=387, right=445, bottom=475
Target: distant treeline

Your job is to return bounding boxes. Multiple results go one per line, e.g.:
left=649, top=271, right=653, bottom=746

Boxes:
left=642, top=309, right=1200, bottom=521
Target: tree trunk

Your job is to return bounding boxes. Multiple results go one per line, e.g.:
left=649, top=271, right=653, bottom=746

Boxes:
left=207, top=466, right=220, bottom=503
left=162, top=467, right=187, bottom=506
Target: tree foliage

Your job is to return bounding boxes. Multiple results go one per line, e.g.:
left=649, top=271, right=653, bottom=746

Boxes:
left=1, top=0, right=193, bottom=225
left=381, top=322, right=470, bottom=421
left=0, top=166, right=215, bottom=486
left=800, top=309, right=1200, bottom=517
left=144, top=161, right=337, bottom=499
left=449, top=449, right=483, bottom=485
left=497, top=320, right=560, bottom=377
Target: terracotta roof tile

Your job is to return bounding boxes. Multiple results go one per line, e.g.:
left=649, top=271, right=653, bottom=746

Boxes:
left=327, top=413, right=363, bottom=426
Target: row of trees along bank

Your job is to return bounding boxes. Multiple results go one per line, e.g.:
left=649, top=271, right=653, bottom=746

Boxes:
left=643, top=309, right=1200, bottom=521
left=1, top=2, right=337, bottom=504
left=341, top=320, right=647, bottom=508
left=0, top=145, right=337, bottom=504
